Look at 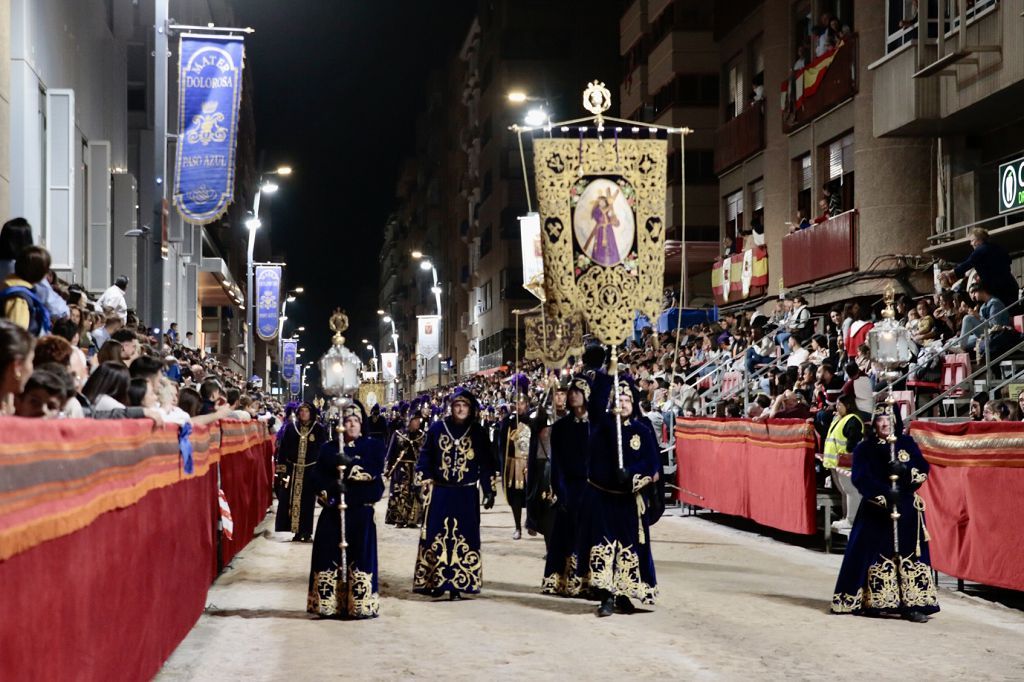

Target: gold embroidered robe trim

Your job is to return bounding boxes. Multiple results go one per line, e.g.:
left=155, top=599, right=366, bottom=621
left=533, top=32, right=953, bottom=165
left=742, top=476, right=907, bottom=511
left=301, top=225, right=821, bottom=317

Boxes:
left=831, top=554, right=939, bottom=613
left=580, top=539, right=658, bottom=605
left=289, top=424, right=314, bottom=534
left=413, top=517, right=482, bottom=593
left=541, top=553, right=583, bottom=597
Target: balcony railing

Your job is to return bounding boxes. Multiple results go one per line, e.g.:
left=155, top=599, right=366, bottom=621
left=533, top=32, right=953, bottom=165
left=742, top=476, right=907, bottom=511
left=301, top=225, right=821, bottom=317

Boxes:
left=781, top=34, right=858, bottom=134
left=714, top=102, right=765, bottom=174
left=782, top=209, right=858, bottom=287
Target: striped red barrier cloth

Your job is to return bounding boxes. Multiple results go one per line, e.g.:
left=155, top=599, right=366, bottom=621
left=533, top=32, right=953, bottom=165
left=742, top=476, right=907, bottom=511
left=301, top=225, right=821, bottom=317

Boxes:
left=909, top=420, right=1024, bottom=591
left=675, top=417, right=817, bottom=535
left=0, top=417, right=273, bottom=682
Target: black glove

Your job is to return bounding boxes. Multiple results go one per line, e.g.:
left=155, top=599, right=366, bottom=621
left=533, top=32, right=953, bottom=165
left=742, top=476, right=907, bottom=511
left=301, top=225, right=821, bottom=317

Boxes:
left=482, top=492, right=495, bottom=510
left=889, top=460, right=908, bottom=478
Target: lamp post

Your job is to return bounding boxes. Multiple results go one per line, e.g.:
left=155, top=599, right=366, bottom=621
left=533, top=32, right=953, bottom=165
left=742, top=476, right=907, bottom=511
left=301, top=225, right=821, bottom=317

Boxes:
left=412, top=253, right=443, bottom=387
left=245, top=165, right=292, bottom=379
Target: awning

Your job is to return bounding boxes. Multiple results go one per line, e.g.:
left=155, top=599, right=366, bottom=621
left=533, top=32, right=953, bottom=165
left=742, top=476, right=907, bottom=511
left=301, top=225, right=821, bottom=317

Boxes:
left=475, top=365, right=508, bottom=377
left=199, top=257, right=244, bottom=309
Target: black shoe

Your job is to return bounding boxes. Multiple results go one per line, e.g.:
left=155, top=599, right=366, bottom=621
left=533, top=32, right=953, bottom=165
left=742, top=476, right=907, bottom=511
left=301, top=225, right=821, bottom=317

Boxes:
left=903, top=610, right=929, bottom=623
left=615, top=596, right=636, bottom=614
left=449, top=590, right=463, bottom=601
left=291, top=534, right=302, bottom=542
left=597, top=597, right=615, bottom=617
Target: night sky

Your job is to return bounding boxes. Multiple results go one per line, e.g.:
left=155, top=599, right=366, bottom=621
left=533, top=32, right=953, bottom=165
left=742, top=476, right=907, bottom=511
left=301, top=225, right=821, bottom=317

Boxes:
left=235, top=1, right=476, bottom=378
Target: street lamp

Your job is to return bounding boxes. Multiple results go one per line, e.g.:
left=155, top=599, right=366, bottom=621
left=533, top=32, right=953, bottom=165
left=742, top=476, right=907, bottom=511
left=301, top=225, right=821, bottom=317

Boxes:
left=524, top=107, right=549, bottom=128
left=246, top=163, right=292, bottom=379
left=277, top=287, right=303, bottom=393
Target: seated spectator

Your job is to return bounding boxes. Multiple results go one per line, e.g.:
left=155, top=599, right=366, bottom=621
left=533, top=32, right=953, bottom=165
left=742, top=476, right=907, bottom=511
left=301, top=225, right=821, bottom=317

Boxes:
left=92, top=314, right=122, bottom=352
left=911, top=299, right=938, bottom=345
left=13, top=369, right=66, bottom=418
left=127, top=377, right=158, bottom=408
left=840, top=361, right=874, bottom=418
left=969, top=391, right=989, bottom=421
left=1, top=319, right=34, bottom=416
left=813, top=198, right=830, bottom=225
left=766, top=390, right=811, bottom=420
left=983, top=399, right=1018, bottom=422
left=747, top=393, right=772, bottom=419
left=156, top=376, right=191, bottom=425
left=111, top=328, right=140, bottom=364
left=786, top=335, right=810, bottom=367
left=1, top=245, right=52, bottom=334
left=808, top=333, right=830, bottom=365
left=82, top=361, right=131, bottom=411
left=97, top=340, right=125, bottom=365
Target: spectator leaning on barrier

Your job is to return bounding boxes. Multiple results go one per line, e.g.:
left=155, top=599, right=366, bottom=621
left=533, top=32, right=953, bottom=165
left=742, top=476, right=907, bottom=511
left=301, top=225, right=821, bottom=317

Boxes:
left=1, top=245, right=52, bottom=335
left=13, top=368, right=66, bottom=418
left=0, top=319, right=34, bottom=415
left=942, top=228, right=1020, bottom=315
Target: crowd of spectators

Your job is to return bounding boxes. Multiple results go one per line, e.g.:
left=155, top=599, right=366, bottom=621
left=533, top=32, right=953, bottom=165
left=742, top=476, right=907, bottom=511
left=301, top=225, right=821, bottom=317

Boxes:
left=0, top=217, right=284, bottom=428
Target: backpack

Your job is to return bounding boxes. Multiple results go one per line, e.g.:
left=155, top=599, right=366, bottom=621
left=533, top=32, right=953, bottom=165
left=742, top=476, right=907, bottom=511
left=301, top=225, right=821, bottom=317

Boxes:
left=0, top=285, right=52, bottom=335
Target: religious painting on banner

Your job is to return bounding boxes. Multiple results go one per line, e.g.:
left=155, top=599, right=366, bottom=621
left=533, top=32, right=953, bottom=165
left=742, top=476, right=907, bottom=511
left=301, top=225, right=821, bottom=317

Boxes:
left=358, top=382, right=386, bottom=410
left=281, top=340, right=297, bottom=382
left=523, top=309, right=585, bottom=369
left=518, top=213, right=545, bottom=301
left=173, top=34, right=245, bottom=224
left=381, top=352, right=398, bottom=382
left=533, top=136, right=667, bottom=344
left=255, top=265, right=281, bottom=341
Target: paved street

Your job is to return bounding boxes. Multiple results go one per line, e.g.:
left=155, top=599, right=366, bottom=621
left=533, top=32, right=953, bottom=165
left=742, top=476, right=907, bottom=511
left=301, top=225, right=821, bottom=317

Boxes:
left=159, top=500, right=1024, bottom=680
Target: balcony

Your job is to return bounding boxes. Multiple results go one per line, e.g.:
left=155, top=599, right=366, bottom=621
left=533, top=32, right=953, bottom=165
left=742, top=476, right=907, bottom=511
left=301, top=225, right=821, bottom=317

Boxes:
left=620, top=64, right=646, bottom=122
left=781, top=34, right=858, bottom=134
left=782, top=209, right=858, bottom=287
left=714, top=102, right=764, bottom=174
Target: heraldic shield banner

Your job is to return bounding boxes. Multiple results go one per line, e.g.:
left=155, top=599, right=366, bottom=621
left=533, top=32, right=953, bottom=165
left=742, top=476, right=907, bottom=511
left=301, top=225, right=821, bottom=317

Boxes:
left=532, top=137, right=668, bottom=345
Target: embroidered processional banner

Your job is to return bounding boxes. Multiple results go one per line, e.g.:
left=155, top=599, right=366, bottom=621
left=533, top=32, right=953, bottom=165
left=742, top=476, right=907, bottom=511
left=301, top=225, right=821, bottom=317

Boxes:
left=173, top=34, right=245, bottom=224
left=532, top=137, right=668, bottom=345
left=254, top=265, right=281, bottom=341
left=523, top=308, right=585, bottom=369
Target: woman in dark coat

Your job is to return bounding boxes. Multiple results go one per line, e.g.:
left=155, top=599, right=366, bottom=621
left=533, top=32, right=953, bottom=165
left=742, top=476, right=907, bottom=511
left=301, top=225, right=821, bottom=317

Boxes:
left=307, top=401, right=386, bottom=619
left=830, top=403, right=939, bottom=622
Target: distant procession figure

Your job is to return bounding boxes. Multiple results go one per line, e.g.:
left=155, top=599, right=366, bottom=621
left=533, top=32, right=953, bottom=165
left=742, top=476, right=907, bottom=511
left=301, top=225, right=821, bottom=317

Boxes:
left=307, top=401, right=385, bottom=619
left=384, top=402, right=426, bottom=528
left=497, top=374, right=531, bottom=540
left=275, top=401, right=328, bottom=542
left=831, top=404, right=939, bottom=622
left=413, top=387, right=496, bottom=600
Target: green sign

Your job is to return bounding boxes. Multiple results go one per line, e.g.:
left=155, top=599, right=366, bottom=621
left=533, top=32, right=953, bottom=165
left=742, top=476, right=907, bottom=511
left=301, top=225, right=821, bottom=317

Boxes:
left=998, top=157, right=1024, bottom=214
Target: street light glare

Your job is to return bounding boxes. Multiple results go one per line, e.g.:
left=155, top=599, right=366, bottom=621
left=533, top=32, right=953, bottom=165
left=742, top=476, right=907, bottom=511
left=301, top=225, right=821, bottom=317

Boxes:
left=420, top=260, right=433, bottom=271
left=286, top=295, right=296, bottom=303
left=275, top=165, right=293, bottom=176
left=377, top=309, right=386, bottom=315
left=261, top=181, right=279, bottom=194
left=361, top=338, right=369, bottom=344
left=411, top=250, right=423, bottom=259
left=507, top=91, right=527, bottom=103
left=431, top=285, right=442, bottom=295
left=383, top=315, right=392, bottom=323
left=245, top=216, right=261, bottom=230
left=293, top=287, right=304, bottom=293
left=297, top=326, right=306, bottom=331
left=525, top=108, right=548, bottom=127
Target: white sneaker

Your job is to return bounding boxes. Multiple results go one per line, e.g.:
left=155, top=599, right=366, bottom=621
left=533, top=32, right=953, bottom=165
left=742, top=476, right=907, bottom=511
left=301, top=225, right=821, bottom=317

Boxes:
left=831, top=519, right=852, bottom=533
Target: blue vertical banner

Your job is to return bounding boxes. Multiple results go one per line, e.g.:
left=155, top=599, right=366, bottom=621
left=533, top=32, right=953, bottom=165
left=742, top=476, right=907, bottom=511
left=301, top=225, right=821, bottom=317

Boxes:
left=281, top=340, right=297, bottom=382
left=173, top=34, right=245, bottom=224
left=255, top=265, right=281, bottom=341
left=290, top=374, right=302, bottom=397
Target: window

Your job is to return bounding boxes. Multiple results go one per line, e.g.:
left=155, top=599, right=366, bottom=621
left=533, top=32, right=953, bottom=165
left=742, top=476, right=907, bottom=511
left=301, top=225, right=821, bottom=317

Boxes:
left=481, top=115, right=492, bottom=148
left=500, top=207, right=521, bottom=240
left=480, top=223, right=493, bottom=257
left=480, top=59, right=493, bottom=93
left=724, top=190, right=744, bottom=243
left=796, top=153, right=812, bottom=221
left=750, top=178, right=765, bottom=231
left=652, top=74, right=719, bottom=116
left=481, top=279, right=493, bottom=313
left=825, top=132, right=855, bottom=212
left=667, top=148, right=715, bottom=185
left=482, top=170, right=492, bottom=202
left=499, top=268, right=524, bottom=300
left=726, top=59, right=744, bottom=120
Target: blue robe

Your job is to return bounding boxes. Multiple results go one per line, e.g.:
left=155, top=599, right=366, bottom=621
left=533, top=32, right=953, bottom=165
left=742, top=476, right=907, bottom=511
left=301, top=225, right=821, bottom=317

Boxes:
left=414, top=417, right=496, bottom=596
left=307, top=435, right=386, bottom=619
left=275, top=420, right=328, bottom=537
left=542, top=411, right=590, bottom=597
left=573, top=374, right=660, bottom=604
left=831, top=434, right=939, bottom=616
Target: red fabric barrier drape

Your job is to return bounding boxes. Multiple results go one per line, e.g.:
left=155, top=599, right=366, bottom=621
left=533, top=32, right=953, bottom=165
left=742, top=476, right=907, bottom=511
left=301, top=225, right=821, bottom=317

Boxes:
left=0, top=418, right=274, bottom=682
left=675, top=418, right=817, bottom=535
left=910, top=420, right=1024, bottom=591
left=0, top=468, right=218, bottom=682
left=219, top=437, right=274, bottom=566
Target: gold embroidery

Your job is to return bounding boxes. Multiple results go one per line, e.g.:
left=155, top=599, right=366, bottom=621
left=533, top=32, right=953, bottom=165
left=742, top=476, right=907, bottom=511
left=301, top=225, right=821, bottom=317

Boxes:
left=348, top=464, right=373, bottom=482
left=541, top=553, right=583, bottom=597
left=414, top=517, right=482, bottom=593
left=307, top=569, right=340, bottom=617
left=832, top=554, right=938, bottom=613
left=347, top=566, right=380, bottom=618
left=898, top=449, right=911, bottom=463
left=438, top=433, right=472, bottom=482
left=580, top=539, right=657, bottom=604
left=289, top=424, right=314, bottom=534
left=910, top=467, right=927, bottom=485
left=629, top=434, right=641, bottom=451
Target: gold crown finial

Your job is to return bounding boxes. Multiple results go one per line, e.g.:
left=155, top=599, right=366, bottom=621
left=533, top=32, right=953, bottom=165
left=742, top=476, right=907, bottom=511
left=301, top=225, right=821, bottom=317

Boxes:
left=582, top=80, right=612, bottom=119
left=329, top=308, right=349, bottom=346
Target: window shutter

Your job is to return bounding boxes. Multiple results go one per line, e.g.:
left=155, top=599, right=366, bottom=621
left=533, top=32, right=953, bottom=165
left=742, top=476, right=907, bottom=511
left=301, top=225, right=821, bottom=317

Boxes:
left=45, top=89, right=76, bottom=270
left=828, top=140, right=843, bottom=180
left=86, top=141, right=111, bottom=292
left=800, top=155, right=812, bottom=190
